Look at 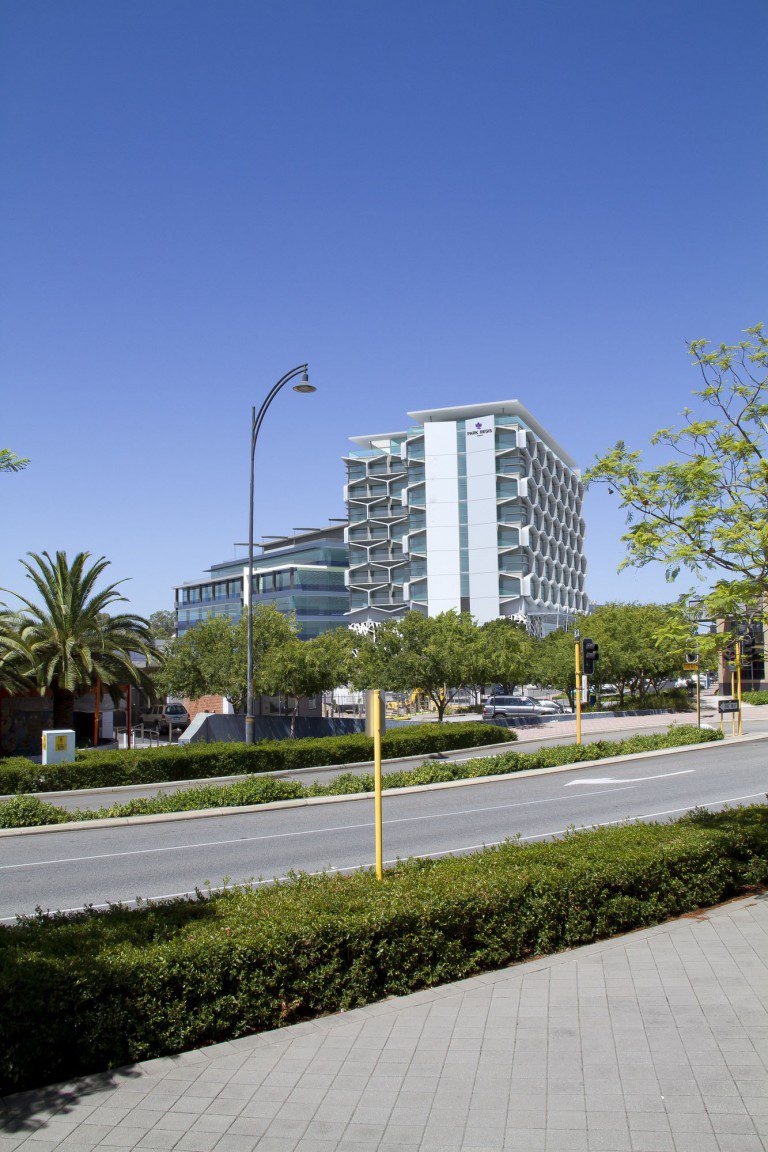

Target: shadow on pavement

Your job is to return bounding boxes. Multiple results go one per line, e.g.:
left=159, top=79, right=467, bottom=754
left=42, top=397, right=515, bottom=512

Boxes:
left=0, top=1065, right=142, bottom=1133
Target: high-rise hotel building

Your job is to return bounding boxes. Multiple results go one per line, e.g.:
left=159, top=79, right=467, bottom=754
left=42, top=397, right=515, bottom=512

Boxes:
left=344, top=401, right=587, bottom=632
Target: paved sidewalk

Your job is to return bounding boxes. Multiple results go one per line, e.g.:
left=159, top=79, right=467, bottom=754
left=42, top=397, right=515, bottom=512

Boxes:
left=3, top=897, right=768, bottom=1152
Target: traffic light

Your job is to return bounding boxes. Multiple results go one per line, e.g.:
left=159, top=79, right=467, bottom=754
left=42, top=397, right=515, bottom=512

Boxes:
left=582, top=637, right=599, bottom=676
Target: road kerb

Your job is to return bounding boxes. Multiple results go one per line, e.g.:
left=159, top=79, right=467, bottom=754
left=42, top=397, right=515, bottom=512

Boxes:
left=1, top=731, right=766, bottom=838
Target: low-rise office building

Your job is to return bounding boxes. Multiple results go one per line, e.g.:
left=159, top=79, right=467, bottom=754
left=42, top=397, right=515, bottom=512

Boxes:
left=344, top=400, right=587, bottom=632
left=174, top=524, right=348, bottom=638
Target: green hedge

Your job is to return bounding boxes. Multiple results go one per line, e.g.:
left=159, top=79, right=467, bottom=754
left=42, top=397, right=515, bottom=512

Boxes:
left=0, top=722, right=513, bottom=795
left=584, top=689, right=693, bottom=713
left=744, top=690, right=768, bottom=705
left=1, top=803, right=766, bottom=1094
left=0, top=725, right=721, bottom=828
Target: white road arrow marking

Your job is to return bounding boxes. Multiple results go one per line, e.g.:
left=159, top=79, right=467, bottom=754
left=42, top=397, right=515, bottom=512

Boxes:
left=564, top=769, right=695, bottom=787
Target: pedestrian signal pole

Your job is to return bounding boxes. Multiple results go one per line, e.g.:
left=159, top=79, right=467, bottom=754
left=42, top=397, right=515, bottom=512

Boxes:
left=373, top=690, right=383, bottom=879
left=684, top=645, right=700, bottom=728
left=736, top=640, right=743, bottom=736
left=574, top=630, right=582, bottom=745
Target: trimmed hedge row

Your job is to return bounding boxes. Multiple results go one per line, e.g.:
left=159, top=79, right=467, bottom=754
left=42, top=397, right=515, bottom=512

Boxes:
left=0, top=722, right=513, bottom=795
left=744, top=690, right=768, bottom=705
left=1, top=803, right=766, bottom=1094
left=0, top=725, right=722, bottom=828
left=583, top=689, right=692, bottom=713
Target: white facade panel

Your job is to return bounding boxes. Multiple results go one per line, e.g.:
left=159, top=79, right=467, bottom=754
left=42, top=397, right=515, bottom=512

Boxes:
left=347, top=399, right=588, bottom=631
left=424, top=421, right=461, bottom=615
left=465, top=414, right=500, bottom=623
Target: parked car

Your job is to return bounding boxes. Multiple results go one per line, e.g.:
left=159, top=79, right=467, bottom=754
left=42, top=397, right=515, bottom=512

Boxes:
left=482, top=696, right=539, bottom=720
left=533, top=698, right=567, bottom=714
left=141, top=703, right=190, bottom=730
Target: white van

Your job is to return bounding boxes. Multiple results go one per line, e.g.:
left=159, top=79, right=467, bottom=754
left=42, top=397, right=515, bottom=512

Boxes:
left=140, top=703, right=190, bottom=731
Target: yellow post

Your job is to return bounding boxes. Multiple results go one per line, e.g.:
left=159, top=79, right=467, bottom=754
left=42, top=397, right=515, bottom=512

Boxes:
left=575, top=637, right=582, bottom=745
left=696, top=670, right=701, bottom=728
left=373, top=689, right=383, bottom=880
left=736, top=640, right=743, bottom=735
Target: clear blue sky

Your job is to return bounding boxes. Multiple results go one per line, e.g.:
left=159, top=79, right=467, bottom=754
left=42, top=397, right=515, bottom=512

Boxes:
left=1, top=0, right=766, bottom=616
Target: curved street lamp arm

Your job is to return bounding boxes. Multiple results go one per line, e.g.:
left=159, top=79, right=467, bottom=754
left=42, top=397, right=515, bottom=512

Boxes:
left=245, top=362, right=310, bottom=747
left=252, top=364, right=309, bottom=451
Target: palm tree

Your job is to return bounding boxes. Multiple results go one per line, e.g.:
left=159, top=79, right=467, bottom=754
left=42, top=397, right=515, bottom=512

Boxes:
left=0, top=611, right=33, bottom=695
left=1, top=551, right=159, bottom=728
left=0, top=449, right=29, bottom=473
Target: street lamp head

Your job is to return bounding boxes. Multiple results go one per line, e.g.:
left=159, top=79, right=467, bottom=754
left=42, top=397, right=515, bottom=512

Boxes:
left=293, top=368, right=315, bottom=394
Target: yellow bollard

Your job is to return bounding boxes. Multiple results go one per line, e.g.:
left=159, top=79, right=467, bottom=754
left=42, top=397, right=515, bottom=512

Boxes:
left=373, top=690, right=383, bottom=880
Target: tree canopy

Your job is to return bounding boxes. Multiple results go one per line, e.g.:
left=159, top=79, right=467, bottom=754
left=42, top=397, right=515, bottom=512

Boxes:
left=586, top=322, right=768, bottom=627
left=353, top=610, right=486, bottom=721
left=147, top=610, right=176, bottom=643
left=259, top=628, right=354, bottom=735
left=0, top=551, right=157, bottom=727
left=157, top=605, right=295, bottom=712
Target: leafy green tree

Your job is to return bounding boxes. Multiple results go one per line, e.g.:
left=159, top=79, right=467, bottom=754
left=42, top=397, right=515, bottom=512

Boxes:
left=586, top=602, right=684, bottom=705
left=586, top=323, right=768, bottom=623
left=148, top=610, right=176, bottom=644
left=477, top=617, right=534, bottom=696
left=530, top=625, right=580, bottom=708
left=259, top=628, right=354, bottom=736
left=0, top=449, right=29, bottom=474
left=157, top=605, right=295, bottom=713
left=0, top=551, right=158, bottom=728
left=352, top=610, right=482, bottom=721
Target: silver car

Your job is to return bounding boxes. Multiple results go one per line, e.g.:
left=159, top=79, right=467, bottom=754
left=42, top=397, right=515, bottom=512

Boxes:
left=482, top=696, right=539, bottom=720
left=532, top=698, right=567, bottom=714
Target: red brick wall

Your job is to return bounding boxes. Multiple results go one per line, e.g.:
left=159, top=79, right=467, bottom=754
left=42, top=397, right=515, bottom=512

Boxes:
left=183, top=695, right=227, bottom=721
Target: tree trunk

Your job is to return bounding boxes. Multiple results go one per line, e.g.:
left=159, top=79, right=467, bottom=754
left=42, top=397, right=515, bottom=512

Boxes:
left=52, top=687, right=75, bottom=729
left=290, top=702, right=298, bottom=738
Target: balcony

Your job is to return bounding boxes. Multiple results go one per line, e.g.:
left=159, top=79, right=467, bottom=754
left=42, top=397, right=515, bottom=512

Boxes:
left=499, top=523, right=521, bottom=545
left=347, top=525, right=389, bottom=543
left=496, top=478, right=519, bottom=501
left=368, top=463, right=407, bottom=480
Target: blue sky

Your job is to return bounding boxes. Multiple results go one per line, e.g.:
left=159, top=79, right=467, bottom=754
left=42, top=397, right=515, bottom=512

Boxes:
left=1, top=0, right=766, bottom=616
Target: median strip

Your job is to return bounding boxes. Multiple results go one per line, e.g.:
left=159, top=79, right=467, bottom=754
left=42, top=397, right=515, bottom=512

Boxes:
left=0, top=726, right=754, bottom=836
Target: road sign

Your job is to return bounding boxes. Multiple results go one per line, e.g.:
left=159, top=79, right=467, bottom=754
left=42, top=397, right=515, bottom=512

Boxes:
left=683, top=662, right=699, bottom=671
left=718, top=699, right=739, bottom=714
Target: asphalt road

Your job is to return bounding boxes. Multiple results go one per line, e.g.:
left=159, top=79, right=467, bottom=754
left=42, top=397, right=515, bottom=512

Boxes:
left=24, top=714, right=717, bottom=811
left=1, top=734, right=766, bottom=921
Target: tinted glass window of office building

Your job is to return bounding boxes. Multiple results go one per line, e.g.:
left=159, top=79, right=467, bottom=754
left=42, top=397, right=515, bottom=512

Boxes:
left=174, top=525, right=349, bottom=639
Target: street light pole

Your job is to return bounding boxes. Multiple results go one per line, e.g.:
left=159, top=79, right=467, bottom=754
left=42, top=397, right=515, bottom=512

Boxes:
left=245, top=364, right=315, bottom=746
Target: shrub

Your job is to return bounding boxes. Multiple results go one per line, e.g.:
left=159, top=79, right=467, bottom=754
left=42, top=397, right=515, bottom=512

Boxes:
left=744, top=690, right=768, bottom=705
left=584, top=688, right=692, bottom=713
left=0, top=795, right=70, bottom=827
left=1, top=803, right=766, bottom=1094
left=0, top=724, right=721, bottom=828
left=0, top=722, right=513, bottom=796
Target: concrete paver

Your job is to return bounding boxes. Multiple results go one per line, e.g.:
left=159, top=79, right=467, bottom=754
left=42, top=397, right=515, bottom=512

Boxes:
left=2, top=895, right=768, bottom=1151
